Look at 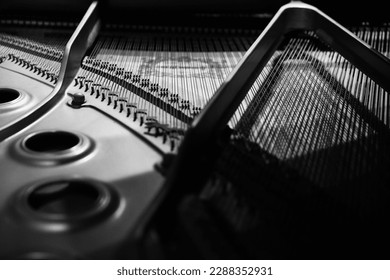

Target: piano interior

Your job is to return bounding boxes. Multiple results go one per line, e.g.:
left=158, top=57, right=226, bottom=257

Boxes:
left=0, top=0, right=389, bottom=259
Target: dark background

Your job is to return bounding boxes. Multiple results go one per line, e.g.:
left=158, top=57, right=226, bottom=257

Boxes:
left=0, top=0, right=387, bottom=25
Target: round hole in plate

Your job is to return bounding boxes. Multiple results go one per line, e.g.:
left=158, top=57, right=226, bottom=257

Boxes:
left=27, top=180, right=101, bottom=217
left=0, top=88, right=20, bottom=103
left=24, top=131, right=81, bottom=153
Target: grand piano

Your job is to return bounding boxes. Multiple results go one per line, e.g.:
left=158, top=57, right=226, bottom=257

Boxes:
left=0, top=0, right=389, bottom=259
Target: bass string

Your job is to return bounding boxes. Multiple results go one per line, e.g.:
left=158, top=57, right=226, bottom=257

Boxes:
left=252, top=37, right=309, bottom=155
left=233, top=36, right=299, bottom=141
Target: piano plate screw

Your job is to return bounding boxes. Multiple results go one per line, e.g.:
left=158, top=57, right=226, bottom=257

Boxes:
left=71, top=92, right=86, bottom=107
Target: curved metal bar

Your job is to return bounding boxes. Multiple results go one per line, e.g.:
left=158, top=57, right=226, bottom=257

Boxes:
left=0, top=1, right=101, bottom=141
